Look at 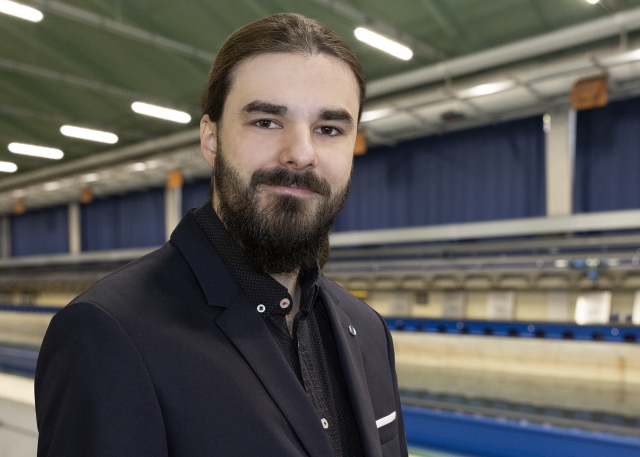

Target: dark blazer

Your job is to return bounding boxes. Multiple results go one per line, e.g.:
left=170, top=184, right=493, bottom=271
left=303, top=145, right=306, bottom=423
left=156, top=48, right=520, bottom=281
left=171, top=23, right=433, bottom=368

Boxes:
left=35, top=210, right=408, bottom=457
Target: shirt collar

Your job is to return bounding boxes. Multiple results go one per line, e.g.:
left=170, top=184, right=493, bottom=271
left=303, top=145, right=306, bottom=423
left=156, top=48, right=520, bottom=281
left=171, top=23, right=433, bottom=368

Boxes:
left=192, top=200, right=320, bottom=316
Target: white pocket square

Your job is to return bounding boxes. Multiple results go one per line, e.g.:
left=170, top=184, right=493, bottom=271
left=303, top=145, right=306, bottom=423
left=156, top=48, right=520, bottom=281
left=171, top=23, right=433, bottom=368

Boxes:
left=375, top=411, right=396, bottom=428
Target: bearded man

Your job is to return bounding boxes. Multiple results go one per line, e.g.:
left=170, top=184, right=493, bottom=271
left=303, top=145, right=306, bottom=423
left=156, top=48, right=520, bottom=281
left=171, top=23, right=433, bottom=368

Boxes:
left=35, top=13, right=407, bottom=457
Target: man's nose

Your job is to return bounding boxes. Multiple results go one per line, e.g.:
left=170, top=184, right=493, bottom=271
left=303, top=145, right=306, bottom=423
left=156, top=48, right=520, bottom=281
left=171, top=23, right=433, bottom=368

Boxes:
left=278, top=126, right=318, bottom=171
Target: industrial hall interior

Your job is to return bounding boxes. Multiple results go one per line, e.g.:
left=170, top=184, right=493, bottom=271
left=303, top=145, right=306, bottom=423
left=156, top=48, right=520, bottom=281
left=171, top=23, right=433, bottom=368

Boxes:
left=2, top=0, right=640, bottom=456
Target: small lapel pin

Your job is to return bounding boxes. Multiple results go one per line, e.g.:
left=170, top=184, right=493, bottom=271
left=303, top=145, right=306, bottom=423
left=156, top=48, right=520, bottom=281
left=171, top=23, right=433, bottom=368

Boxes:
left=348, top=325, right=356, bottom=336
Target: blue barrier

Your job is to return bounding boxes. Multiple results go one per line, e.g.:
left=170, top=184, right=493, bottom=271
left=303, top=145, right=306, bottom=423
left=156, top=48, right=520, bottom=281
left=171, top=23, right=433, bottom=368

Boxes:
left=0, top=304, right=62, bottom=314
left=387, top=318, right=640, bottom=343
left=404, top=406, right=640, bottom=457
left=0, top=345, right=38, bottom=376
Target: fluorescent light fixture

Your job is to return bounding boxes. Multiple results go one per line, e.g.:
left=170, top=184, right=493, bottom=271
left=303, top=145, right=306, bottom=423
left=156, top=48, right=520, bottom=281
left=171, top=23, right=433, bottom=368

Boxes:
left=586, top=0, right=599, bottom=4
left=11, top=189, right=26, bottom=198
left=554, top=259, right=569, bottom=268
left=130, top=162, right=147, bottom=172
left=145, top=159, right=161, bottom=169
left=82, top=173, right=99, bottom=183
left=0, top=161, right=17, bottom=173
left=354, top=27, right=413, bottom=60
left=457, top=81, right=516, bottom=98
left=0, top=0, right=43, bottom=22
left=360, top=108, right=395, bottom=123
left=600, top=48, right=640, bottom=66
left=131, top=102, right=191, bottom=123
left=60, top=125, right=118, bottom=144
left=8, top=142, right=63, bottom=159
left=43, top=182, right=61, bottom=191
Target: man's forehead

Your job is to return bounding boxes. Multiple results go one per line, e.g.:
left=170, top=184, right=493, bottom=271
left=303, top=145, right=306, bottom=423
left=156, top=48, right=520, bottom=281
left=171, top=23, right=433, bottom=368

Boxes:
left=226, top=53, right=360, bottom=114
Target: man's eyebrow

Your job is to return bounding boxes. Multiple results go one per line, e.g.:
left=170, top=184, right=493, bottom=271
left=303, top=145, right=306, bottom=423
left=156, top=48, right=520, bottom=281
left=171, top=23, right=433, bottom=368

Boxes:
left=241, top=101, right=287, bottom=116
left=318, top=108, right=354, bottom=125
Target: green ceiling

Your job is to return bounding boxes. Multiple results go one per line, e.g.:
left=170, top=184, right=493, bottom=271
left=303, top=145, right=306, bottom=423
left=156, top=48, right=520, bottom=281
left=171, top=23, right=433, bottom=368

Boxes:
left=1, top=0, right=640, bottom=175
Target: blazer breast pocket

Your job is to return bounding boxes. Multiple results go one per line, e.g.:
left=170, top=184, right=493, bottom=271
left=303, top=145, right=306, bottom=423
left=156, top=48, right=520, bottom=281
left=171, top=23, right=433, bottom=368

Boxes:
left=376, top=411, right=397, bottom=444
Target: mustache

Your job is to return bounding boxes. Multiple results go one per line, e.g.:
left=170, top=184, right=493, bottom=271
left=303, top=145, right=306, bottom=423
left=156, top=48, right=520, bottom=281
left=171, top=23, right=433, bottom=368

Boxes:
left=250, top=168, right=331, bottom=197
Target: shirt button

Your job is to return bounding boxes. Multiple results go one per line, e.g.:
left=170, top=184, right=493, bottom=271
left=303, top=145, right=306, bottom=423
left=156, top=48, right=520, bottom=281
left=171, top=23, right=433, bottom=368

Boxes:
left=279, top=298, right=290, bottom=308
left=257, top=304, right=266, bottom=313
left=321, top=418, right=329, bottom=429
left=349, top=325, right=356, bottom=336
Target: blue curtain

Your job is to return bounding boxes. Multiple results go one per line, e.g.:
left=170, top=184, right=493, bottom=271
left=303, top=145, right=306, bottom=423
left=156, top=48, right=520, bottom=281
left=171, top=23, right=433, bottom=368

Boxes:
left=574, top=95, right=640, bottom=213
left=333, top=116, right=546, bottom=232
left=182, top=177, right=210, bottom=215
left=81, top=187, right=165, bottom=251
left=11, top=205, right=69, bottom=256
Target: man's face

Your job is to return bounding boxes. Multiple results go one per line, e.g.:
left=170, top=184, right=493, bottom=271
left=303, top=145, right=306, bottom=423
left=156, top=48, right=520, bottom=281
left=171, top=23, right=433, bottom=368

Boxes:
left=200, top=52, right=360, bottom=274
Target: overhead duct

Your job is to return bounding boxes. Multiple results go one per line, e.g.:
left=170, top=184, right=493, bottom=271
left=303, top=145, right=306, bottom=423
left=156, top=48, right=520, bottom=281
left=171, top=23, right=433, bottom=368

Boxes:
left=367, top=7, right=640, bottom=98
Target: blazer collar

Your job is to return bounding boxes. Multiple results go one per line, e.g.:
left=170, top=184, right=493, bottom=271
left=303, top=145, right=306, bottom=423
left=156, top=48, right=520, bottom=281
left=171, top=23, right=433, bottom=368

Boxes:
left=170, top=210, right=239, bottom=308
left=320, top=282, right=383, bottom=457
left=171, top=211, right=333, bottom=456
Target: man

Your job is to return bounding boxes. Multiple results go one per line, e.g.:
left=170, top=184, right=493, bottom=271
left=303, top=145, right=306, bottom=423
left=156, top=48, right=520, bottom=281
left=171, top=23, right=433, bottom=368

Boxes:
left=35, top=13, right=407, bottom=457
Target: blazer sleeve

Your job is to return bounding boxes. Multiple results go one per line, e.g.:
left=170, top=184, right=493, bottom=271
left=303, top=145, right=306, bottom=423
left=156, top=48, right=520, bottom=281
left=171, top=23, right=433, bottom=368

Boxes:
left=382, top=317, right=409, bottom=457
left=35, top=301, right=168, bottom=457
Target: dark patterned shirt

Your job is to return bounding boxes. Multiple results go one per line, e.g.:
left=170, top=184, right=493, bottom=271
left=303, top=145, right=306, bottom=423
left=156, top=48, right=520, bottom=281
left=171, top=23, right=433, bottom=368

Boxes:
left=193, top=201, right=363, bottom=457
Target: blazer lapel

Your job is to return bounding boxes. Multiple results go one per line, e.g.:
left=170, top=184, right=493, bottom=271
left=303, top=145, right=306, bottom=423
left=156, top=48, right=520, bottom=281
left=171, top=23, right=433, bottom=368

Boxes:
left=215, top=293, right=334, bottom=457
left=320, top=286, right=383, bottom=457
left=172, top=212, right=333, bottom=457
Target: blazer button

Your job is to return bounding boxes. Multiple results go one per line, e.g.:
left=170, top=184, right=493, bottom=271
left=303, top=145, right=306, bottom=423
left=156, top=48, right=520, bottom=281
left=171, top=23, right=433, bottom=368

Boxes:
left=321, top=418, right=329, bottom=429
left=349, top=325, right=356, bottom=336
left=257, top=304, right=266, bottom=313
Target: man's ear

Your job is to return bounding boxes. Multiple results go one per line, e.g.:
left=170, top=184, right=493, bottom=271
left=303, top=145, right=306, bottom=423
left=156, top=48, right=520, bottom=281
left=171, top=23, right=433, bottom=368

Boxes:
left=200, top=114, right=217, bottom=168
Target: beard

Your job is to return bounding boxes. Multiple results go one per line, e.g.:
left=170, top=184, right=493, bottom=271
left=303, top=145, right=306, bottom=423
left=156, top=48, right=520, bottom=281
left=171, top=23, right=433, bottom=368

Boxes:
left=212, top=145, right=351, bottom=276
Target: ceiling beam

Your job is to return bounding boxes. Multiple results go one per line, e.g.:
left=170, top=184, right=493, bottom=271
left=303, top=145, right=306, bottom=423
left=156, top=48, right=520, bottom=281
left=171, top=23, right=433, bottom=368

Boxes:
left=0, top=57, right=199, bottom=115
left=306, top=0, right=447, bottom=61
left=414, top=0, right=486, bottom=53
left=24, top=0, right=216, bottom=64
left=366, top=6, right=640, bottom=98
left=0, top=128, right=200, bottom=192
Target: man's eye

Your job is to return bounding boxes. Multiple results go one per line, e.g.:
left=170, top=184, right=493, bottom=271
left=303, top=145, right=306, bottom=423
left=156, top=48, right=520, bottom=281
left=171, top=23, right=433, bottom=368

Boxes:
left=255, top=120, right=279, bottom=129
left=317, top=126, right=341, bottom=136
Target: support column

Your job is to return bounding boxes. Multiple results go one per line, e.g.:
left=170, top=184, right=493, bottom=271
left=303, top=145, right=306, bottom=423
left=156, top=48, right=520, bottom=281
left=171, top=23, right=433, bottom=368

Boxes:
left=1, top=216, right=10, bottom=259
left=545, top=105, right=576, bottom=217
left=165, top=169, right=183, bottom=241
left=68, top=202, right=81, bottom=255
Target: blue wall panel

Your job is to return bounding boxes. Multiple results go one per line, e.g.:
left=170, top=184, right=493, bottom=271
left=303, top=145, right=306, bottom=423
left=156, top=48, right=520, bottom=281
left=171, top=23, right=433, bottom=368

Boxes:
left=182, top=177, right=210, bottom=216
left=574, top=95, right=640, bottom=213
left=81, top=188, right=165, bottom=251
left=334, top=116, right=546, bottom=232
left=10, top=205, right=68, bottom=256
left=404, top=406, right=640, bottom=457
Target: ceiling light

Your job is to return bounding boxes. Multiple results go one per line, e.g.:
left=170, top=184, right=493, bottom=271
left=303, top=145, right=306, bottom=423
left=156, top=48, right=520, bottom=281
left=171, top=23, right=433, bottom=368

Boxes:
left=43, top=182, right=61, bottom=191
left=600, top=48, right=640, bottom=66
left=82, top=173, right=99, bottom=183
left=586, top=0, right=599, bottom=4
left=0, top=161, right=17, bottom=173
left=60, top=125, right=118, bottom=144
left=360, top=108, right=395, bottom=123
left=8, top=142, right=63, bottom=159
left=130, top=162, right=147, bottom=172
left=0, top=0, right=43, bottom=22
left=131, top=102, right=191, bottom=123
left=354, top=27, right=413, bottom=61
left=457, top=81, right=516, bottom=98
